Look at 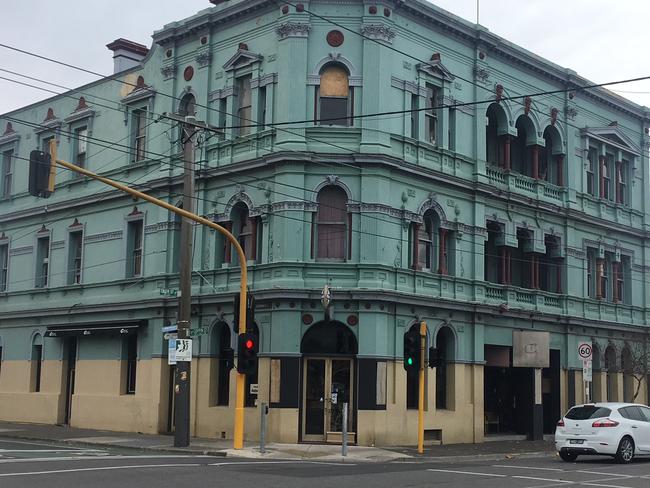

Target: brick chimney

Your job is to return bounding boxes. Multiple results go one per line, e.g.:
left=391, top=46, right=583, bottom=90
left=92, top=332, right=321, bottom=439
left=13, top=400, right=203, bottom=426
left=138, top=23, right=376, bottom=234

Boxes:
left=106, top=38, right=149, bottom=74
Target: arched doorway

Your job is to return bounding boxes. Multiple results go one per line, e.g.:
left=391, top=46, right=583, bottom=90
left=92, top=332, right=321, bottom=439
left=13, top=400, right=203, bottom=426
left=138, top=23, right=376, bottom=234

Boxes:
left=300, top=320, right=357, bottom=443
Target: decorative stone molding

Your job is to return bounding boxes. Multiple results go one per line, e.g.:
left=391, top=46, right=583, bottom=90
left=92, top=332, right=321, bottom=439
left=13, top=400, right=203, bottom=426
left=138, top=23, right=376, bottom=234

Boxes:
left=160, top=64, right=177, bottom=80
left=0, top=123, right=20, bottom=146
left=145, top=221, right=180, bottom=234
left=9, top=245, right=32, bottom=256
left=473, top=66, right=489, bottom=82
left=391, top=76, right=427, bottom=96
left=250, top=73, right=278, bottom=89
left=223, top=48, right=263, bottom=71
left=121, top=85, right=155, bottom=104
left=51, top=240, right=65, bottom=250
left=208, top=86, right=235, bottom=101
left=565, top=106, right=577, bottom=121
left=276, top=22, right=311, bottom=40
left=196, top=51, right=212, bottom=67
left=360, top=24, right=396, bottom=43
left=84, top=230, right=123, bottom=243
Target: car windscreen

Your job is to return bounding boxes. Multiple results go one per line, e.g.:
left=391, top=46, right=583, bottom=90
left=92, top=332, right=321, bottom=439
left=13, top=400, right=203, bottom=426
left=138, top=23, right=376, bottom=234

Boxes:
left=565, top=406, right=611, bottom=420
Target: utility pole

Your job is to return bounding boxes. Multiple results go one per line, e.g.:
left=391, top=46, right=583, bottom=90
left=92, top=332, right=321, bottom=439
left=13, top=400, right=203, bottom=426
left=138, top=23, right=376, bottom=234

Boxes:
left=174, top=116, right=197, bottom=447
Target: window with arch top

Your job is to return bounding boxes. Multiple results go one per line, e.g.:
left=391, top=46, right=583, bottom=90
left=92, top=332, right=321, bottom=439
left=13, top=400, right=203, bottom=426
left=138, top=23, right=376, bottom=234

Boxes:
left=410, top=210, right=453, bottom=275
left=313, top=186, right=349, bottom=261
left=316, top=64, right=353, bottom=127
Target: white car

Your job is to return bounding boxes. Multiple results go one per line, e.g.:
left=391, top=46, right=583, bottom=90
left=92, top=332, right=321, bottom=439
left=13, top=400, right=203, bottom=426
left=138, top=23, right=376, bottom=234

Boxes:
left=555, top=402, right=650, bottom=463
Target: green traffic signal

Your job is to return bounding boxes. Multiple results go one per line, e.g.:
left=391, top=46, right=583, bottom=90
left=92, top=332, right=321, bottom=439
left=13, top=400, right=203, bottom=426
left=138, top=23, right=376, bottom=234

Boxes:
left=407, top=357, right=413, bottom=365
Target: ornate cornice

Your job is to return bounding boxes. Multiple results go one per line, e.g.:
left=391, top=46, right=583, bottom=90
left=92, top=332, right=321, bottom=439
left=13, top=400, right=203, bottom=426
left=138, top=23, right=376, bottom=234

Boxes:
left=276, top=22, right=311, bottom=40
left=145, top=221, right=180, bottom=234
left=196, top=51, right=212, bottom=67
left=360, top=24, right=396, bottom=44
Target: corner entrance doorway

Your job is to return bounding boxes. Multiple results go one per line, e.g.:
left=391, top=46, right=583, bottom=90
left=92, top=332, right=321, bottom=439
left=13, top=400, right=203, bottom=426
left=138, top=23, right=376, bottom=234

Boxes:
left=300, top=320, right=357, bottom=444
left=303, top=358, right=353, bottom=442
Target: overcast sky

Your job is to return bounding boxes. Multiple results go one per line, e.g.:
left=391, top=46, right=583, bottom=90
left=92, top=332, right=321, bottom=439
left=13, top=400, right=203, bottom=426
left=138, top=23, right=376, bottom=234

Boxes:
left=1, top=0, right=649, bottom=115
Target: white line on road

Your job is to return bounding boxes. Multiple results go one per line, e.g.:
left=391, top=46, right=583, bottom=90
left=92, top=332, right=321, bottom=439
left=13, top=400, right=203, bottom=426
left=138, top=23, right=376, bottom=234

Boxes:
left=512, top=475, right=573, bottom=483
left=492, top=465, right=565, bottom=472
left=210, top=461, right=357, bottom=467
left=0, top=449, right=105, bottom=453
left=0, top=439, right=81, bottom=449
left=427, top=469, right=506, bottom=477
left=580, top=483, right=636, bottom=488
left=576, top=471, right=633, bottom=478
left=0, top=463, right=202, bottom=477
left=0, top=454, right=214, bottom=464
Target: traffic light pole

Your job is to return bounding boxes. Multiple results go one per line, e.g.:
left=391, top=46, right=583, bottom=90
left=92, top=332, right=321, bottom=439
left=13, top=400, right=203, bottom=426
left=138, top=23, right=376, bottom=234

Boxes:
left=173, top=120, right=196, bottom=447
left=418, top=320, right=426, bottom=454
left=49, top=140, right=249, bottom=449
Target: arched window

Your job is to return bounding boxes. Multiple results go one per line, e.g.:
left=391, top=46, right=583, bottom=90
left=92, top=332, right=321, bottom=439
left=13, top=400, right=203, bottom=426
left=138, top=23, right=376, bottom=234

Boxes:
left=227, top=202, right=260, bottom=265
left=209, top=322, right=233, bottom=406
left=605, top=345, right=617, bottom=402
left=31, top=333, right=43, bottom=392
left=485, top=103, right=509, bottom=168
left=539, top=126, right=564, bottom=186
left=435, top=326, right=456, bottom=410
left=513, top=115, right=536, bottom=177
left=314, top=186, right=349, bottom=261
left=410, top=210, right=453, bottom=275
left=316, top=64, right=352, bottom=126
left=179, top=93, right=196, bottom=118
left=621, top=346, right=634, bottom=402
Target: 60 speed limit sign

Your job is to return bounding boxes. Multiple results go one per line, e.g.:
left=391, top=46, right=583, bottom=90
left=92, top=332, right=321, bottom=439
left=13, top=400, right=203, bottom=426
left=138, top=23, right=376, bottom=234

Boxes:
left=578, top=342, right=593, bottom=361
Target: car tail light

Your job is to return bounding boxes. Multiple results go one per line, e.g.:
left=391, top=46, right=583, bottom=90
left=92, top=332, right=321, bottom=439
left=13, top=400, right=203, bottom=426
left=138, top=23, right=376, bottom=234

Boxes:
left=592, top=418, right=619, bottom=428
left=557, top=419, right=565, bottom=427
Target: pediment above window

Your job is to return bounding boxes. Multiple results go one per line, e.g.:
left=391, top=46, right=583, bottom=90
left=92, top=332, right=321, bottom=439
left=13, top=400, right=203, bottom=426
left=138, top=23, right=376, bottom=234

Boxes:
left=122, top=76, right=156, bottom=104
left=64, top=97, right=96, bottom=124
left=34, top=108, right=62, bottom=134
left=416, top=57, right=455, bottom=82
left=223, top=47, right=263, bottom=72
left=581, top=126, right=641, bottom=156
left=0, top=122, right=20, bottom=145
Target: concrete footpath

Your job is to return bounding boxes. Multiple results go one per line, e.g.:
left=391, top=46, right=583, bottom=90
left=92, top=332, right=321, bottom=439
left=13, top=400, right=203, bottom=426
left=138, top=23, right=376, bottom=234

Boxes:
left=0, top=421, right=556, bottom=463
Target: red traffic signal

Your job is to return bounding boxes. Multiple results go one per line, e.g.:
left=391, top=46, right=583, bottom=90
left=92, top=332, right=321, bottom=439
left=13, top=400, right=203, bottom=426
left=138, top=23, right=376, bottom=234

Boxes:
left=237, top=331, right=258, bottom=375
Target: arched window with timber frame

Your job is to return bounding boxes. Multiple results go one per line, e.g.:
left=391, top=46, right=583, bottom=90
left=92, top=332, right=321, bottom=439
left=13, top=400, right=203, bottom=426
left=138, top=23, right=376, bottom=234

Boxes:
left=435, top=326, right=456, bottom=410
left=226, top=202, right=261, bottom=265
left=410, top=210, right=454, bottom=275
left=513, top=115, right=538, bottom=177
left=177, top=93, right=196, bottom=149
left=485, top=103, right=509, bottom=168
left=313, top=186, right=349, bottom=261
left=539, top=125, right=564, bottom=186
left=316, top=64, right=352, bottom=127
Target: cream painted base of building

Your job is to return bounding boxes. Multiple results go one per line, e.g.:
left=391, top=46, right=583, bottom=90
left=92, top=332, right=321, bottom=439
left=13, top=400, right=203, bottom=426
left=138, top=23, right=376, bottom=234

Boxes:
left=3, top=356, right=644, bottom=446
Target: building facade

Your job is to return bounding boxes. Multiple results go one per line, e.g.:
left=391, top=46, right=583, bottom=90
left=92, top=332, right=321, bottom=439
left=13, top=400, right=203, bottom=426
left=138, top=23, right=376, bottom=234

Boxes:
left=1, top=0, right=649, bottom=446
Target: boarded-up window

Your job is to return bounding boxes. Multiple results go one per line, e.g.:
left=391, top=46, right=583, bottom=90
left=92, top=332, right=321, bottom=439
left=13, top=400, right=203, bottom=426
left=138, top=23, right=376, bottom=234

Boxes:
left=315, top=186, right=348, bottom=260
left=318, top=65, right=351, bottom=126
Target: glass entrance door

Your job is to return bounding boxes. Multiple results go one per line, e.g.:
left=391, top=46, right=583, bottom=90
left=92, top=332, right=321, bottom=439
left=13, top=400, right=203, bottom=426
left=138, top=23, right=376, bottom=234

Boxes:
left=302, top=357, right=353, bottom=442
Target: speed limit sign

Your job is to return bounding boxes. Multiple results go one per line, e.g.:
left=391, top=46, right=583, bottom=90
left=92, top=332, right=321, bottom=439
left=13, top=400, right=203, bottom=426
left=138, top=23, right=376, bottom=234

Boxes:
left=578, top=342, right=593, bottom=361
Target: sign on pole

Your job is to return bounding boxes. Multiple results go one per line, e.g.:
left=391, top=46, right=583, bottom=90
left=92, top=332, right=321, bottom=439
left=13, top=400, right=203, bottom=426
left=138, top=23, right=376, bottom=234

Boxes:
left=583, top=359, right=593, bottom=382
left=168, top=338, right=177, bottom=365
left=578, top=342, right=593, bottom=361
left=175, top=339, right=192, bottom=362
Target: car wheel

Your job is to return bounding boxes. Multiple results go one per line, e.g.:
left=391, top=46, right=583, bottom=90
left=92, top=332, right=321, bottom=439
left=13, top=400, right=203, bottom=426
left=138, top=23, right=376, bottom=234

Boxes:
left=615, top=436, right=635, bottom=464
left=559, top=451, right=578, bottom=462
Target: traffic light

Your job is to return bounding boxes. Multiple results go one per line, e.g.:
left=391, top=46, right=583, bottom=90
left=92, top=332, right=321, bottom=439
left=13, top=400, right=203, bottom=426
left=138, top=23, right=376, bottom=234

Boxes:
left=237, top=331, right=258, bottom=375
left=232, top=293, right=255, bottom=333
left=403, top=328, right=421, bottom=375
left=28, top=150, right=53, bottom=197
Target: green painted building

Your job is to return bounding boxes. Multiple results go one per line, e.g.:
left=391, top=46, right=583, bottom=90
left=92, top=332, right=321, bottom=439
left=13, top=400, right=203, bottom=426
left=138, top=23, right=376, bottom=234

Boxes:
left=0, top=0, right=649, bottom=445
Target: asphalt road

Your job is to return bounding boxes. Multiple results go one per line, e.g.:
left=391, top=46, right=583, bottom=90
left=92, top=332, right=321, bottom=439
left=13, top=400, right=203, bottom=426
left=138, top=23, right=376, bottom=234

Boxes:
left=1, top=437, right=649, bottom=488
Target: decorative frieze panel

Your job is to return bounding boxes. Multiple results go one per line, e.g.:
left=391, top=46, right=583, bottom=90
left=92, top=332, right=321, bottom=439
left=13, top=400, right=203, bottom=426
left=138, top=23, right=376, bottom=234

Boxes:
left=145, top=221, right=180, bottom=234
left=195, top=51, right=212, bottom=68
left=360, top=24, right=396, bottom=44
left=9, top=245, right=32, bottom=256
left=276, top=22, right=311, bottom=40
left=160, top=64, right=177, bottom=80
left=84, top=230, right=123, bottom=243
left=51, top=240, right=65, bottom=250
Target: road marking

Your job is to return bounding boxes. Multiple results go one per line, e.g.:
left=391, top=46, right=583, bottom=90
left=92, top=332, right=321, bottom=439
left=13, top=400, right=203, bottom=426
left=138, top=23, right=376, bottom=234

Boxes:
left=580, top=483, right=634, bottom=488
left=512, top=475, right=573, bottom=483
left=0, top=454, right=213, bottom=464
left=0, top=439, right=81, bottom=449
left=576, top=471, right=632, bottom=478
left=210, top=460, right=357, bottom=466
left=427, top=469, right=506, bottom=477
left=492, top=465, right=564, bottom=472
left=0, top=463, right=201, bottom=477
left=0, top=449, right=105, bottom=453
